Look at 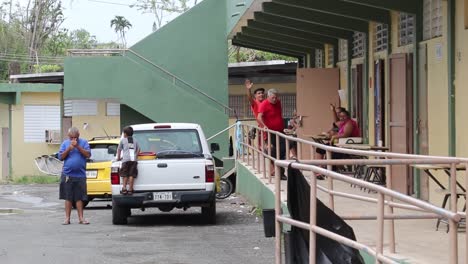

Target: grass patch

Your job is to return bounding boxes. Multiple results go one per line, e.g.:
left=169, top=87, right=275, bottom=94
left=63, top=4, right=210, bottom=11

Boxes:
left=255, top=206, right=263, bottom=217
left=11, top=175, right=59, bottom=184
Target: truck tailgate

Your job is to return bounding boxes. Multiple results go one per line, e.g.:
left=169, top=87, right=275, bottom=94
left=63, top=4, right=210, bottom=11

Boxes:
left=134, top=159, right=207, bottom=190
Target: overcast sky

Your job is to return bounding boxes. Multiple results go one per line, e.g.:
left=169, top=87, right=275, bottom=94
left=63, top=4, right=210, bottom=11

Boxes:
left=18, top=0, right=198, bottom=46
left=62, top=0, right=155, bottom=46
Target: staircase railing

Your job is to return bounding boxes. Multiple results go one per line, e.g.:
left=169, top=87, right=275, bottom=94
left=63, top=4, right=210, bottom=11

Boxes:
left=67, top=48, right=237, bottom=118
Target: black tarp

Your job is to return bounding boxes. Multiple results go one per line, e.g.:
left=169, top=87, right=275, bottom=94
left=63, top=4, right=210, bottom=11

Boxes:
left=286, top=166, right=365, bottom=264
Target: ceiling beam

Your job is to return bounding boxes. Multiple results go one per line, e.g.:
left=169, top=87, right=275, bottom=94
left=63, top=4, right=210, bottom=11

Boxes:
left=340, top=0, right=421, bottom=14
left=232, top=38, right=304, bottom=58
left=235, top=34, right=317, bottom=54
left=273, top=0, right=390, bottom=24
left=241, top=27, right=329, bottom=48
left=247, top=20, right=338, bottom=46
left=262, top=2, right=369, bottom=32
left=254, top=12, right=353, bottom=39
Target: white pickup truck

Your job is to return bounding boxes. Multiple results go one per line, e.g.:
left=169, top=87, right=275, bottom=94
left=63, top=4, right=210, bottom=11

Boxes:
left=110, top=123, right=219, bottom=225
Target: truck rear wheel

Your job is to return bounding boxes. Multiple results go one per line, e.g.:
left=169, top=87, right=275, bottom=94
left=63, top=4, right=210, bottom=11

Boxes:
left=201, top=199, right=216, bottom=225
left=112, top=200, right=130, bottom=225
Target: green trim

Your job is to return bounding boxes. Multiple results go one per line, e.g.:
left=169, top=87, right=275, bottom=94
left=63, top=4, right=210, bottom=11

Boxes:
left=0, top=93, right=15, bottom=104
left=341, top=0, right=420, bottom=14
left=241, top=27, right=328, bottom=48
left=8, top=104, right=12, bottom=179
left=273, top=0, right=391, bottom=24
left=413, top=9, right=423, bottom=197
left=347, top=38, right=353, bottom=112
left=448, top=0, right=456, bottom=157
left=263, top=2, right=369, bottom=32
left=310, top=50, right=316, bottom=68
left=235, top=34, right=316, bottom=53
left=236, top=162, right=289, bottom=214
left=15, top=92, right=21, bottom=105
left=333, top=45, right=339, bottom=67
left=254, top=12, right=354, bottom=39
left=363, top=33, right=369, bottom=143
left=246, top=21, right=338, bottom=46
left=0, top=83, right=61, bottom=93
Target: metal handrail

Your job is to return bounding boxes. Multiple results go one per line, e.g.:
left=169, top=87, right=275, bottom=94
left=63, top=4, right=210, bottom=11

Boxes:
left=66, top=48, right=237, bottom=118
left=279, top=161, right=461, bottom=221
left=67, top=49, right=126, bottom=56
left=206, top=123, right=237, bottom=141
left=236, top=121, right=466, bottom=264
left=125, top=49, right=235, bottom=116
left=241, top=123, right=468, bottom=162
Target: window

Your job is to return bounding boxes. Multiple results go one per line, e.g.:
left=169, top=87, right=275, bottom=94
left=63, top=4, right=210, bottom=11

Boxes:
left=106, top=102, right=120, bottom=116
left=64, top=100, right=98, bottom=116
left=338, top=39, right=348, bottom=62
left=228, top=94, right=296, bottom=119
left=315, top=49, right=324, bottom=68
left=423, top=0, right=443, bottom=40
left=89, top=143, right=118, bottom=162
left=327, top=45, right=334, bottom=66
left=373, top=23, right=388, bottom=52
left=352, top=32, right=365, bottom=58
left=280, top=94, right=296, bottom=118
left=228, top=95, right=247, bottom=118
left=399, top=13, right=415, bottom=46
left=133, top=129, right=202, bottom=155
left=24, top=105, right=60, bottom=143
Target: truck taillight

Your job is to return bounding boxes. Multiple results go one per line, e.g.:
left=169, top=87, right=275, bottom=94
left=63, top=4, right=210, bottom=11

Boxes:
left=205, top=165, right=214, bottom=183
left=111, top=167, right=120, bottom=185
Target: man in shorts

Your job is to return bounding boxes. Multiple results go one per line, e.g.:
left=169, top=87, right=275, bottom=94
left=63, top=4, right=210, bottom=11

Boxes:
left=117, top=126, right=140, bottom=195
left=59, top=127, right=91, bottom=225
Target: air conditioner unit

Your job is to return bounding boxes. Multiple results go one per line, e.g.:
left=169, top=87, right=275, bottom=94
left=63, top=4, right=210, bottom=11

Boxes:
left=45, top=130, right=61, bottom=144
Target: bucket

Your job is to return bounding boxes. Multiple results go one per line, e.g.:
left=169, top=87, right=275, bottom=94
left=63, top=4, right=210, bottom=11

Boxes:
left=262, top=209, right=276, bottom=237
left=138, top=152, right=157, bottom=160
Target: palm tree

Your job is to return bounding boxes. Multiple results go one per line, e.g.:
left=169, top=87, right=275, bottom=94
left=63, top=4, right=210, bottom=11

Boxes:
left=110, top=16, right=132, bottom=48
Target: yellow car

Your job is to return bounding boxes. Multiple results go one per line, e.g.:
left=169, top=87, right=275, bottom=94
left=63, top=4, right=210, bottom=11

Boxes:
left=84, top=137, right=120, bottom=207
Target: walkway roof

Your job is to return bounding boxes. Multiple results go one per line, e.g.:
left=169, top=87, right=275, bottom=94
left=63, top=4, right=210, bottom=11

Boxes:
left=229, top=0, right=422, bottom=60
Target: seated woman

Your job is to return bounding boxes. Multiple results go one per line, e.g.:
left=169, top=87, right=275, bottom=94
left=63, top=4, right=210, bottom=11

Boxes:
left=314, top=109, right=360, bottom=178
left=330, top=109, right=360, bottom=144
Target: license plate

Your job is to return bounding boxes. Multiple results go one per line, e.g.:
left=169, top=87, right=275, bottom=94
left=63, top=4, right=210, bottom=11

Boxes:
left=153, top=192, right=173, bottom=201
left=86, top=170, right=98, bottom=179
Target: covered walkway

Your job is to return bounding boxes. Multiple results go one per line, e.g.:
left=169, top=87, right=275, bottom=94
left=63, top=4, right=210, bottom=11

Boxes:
left=239, top=159, right=466, bottom=263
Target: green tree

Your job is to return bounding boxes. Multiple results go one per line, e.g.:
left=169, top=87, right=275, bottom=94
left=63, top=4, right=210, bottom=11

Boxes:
left=228, top=42, right=294, bottom=63
left=110, top=16, right=132, bottom=48
left=131, top=0, right=190, bottom=31
left=24, top=0, right=65, bottom=63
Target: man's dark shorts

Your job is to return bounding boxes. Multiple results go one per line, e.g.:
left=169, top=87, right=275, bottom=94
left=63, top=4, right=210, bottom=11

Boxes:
left=120, top=161, right=138, bottom=178
left=59, top=175, right=87, bottom=202
left=267, top=135, right=286, bottom=160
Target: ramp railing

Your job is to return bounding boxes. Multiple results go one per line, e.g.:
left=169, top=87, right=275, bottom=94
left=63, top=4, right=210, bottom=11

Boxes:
left=236, top=122, right=467, bottom=264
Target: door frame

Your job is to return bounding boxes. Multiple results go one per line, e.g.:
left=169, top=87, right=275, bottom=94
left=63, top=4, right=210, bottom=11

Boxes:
left=2, top=127, right=10, bottom=180
left=418, top=43, right=429, bottom=200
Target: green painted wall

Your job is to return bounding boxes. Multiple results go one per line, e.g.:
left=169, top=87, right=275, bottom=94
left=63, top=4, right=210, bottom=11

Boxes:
left=120, top=104, right=155, bottom=129
left=226, top=0, right=254, bottom=35
left=64, top=0, right=230, bottom=158
left=237, top=162, right=276, bottom=210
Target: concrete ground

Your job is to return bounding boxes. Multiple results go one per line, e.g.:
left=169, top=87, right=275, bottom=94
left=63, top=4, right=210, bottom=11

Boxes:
left=0, top=184, right=275, bottom=264
left=245, top=161, right=467, bottom=264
